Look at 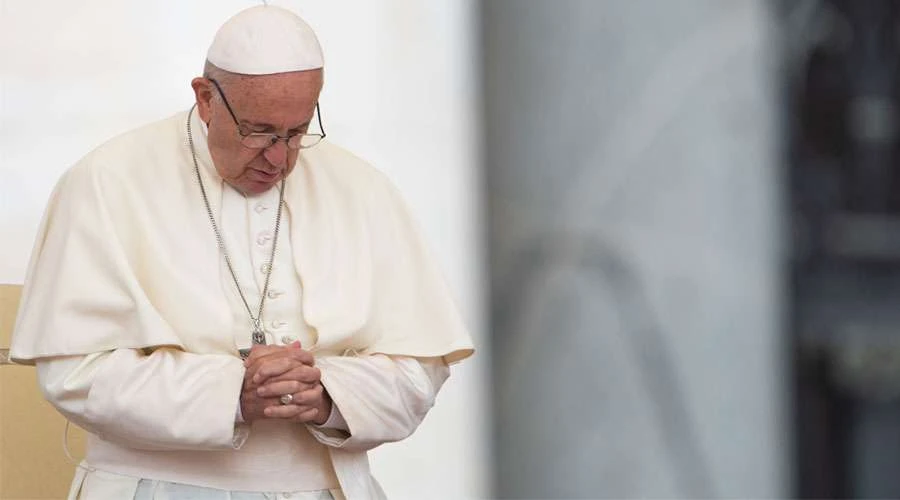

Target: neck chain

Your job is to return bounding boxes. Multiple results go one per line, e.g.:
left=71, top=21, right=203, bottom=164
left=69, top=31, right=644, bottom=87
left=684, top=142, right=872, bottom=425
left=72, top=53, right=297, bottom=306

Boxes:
left=186, top=105, right=284, bottom=354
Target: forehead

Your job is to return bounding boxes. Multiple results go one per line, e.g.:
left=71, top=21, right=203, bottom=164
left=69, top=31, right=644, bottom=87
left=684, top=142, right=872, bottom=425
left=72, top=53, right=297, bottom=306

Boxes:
left=226, top=69, right=323, bottom=125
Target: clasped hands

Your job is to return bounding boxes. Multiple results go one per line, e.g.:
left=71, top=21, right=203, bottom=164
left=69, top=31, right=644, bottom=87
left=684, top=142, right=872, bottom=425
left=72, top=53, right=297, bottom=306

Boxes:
left=240, top=342, right=332, bottom=425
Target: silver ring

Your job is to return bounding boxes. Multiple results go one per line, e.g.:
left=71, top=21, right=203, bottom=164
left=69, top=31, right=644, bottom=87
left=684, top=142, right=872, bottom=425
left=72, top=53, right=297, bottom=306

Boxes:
left=279, top=393, right=294, bottom=405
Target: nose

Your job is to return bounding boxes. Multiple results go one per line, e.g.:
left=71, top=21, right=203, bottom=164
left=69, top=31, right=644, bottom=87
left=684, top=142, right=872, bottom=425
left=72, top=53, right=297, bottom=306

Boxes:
left=263, top=139, right=288, bottom=167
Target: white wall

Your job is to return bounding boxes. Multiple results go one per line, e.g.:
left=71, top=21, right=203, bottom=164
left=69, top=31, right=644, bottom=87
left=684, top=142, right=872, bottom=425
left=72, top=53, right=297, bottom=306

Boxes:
left=0, top=1, right=489, bottom=498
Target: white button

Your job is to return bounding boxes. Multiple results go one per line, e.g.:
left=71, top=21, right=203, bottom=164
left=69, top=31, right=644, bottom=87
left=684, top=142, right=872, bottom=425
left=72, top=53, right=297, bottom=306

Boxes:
left=256, top=231, right=272, bottom=246
left=281, top=335, right=297, bottom=344
left=270, top=320, right=287, bottom=330
left=254, top=202, right=269, bottom=214
left=267, top=289, right=284, bottom=299
left=260, top=263, right=271, bottom=274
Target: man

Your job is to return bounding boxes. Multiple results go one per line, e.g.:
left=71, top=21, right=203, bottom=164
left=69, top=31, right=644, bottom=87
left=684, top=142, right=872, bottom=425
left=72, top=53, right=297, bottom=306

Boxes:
left=9, top=5, right=473, bottom=500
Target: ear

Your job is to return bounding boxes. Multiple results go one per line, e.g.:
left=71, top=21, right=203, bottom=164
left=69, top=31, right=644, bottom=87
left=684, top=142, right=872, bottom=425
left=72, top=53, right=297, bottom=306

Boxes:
left=191, top=77, right=214, bottom=123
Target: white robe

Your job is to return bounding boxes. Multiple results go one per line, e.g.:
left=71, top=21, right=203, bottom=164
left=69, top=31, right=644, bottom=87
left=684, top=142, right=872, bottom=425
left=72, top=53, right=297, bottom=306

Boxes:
left=10, top=109, right=474, bottom=499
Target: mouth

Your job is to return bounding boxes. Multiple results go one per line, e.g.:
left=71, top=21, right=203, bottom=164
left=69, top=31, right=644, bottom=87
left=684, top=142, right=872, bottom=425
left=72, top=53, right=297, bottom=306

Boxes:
left=251, top=168, right=281, bottom=182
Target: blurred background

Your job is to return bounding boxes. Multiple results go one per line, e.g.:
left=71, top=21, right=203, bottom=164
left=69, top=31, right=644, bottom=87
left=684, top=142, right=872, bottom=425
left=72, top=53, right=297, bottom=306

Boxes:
left=5, top=0, right=900, bottom=498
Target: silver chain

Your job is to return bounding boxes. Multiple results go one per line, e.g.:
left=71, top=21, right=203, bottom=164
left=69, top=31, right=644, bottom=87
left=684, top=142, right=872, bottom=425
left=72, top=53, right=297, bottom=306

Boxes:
left=186, top=105, right=284, bottom=348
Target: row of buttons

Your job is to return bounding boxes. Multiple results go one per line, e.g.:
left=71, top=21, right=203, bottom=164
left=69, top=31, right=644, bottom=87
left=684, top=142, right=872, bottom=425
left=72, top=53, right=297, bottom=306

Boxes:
left=256, top=231, right=273, bottom=246
left=253, top=198, right=297, bottom=348
left=253, top=200, right=283, bottom=213
left=258, top=332, right=298, bottom=344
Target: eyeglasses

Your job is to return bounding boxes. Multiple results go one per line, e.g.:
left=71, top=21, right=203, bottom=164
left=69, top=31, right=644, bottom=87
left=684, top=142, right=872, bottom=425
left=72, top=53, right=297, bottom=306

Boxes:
left=207, top=78, right=326, bottom=150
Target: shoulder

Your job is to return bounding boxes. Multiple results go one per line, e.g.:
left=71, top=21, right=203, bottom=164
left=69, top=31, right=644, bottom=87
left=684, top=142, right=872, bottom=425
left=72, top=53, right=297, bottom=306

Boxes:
left=300, top=141, right=403, bottom=204
left=303, top=141, right=389, bottom=183
left=65, top=111, right=188, bottom=187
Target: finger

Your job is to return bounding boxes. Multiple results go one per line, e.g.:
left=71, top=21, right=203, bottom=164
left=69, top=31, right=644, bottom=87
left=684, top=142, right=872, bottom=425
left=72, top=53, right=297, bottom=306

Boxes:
left=243, top=342, right=307, bottom=367
left=264, top=404, right=319, bottom=421
left=244, top=348, right=316, bottom=389
left=261, top=365, right=322, bottom=385
left=292, top=407, right=321, bottom=423
left=284, top=347, right=315, bottom=366
left=275, top=385, right=324, bottom=407
left=239, top=389, right=283, bottom=422
left=250, top=353, right=316, bottom=385
left=242, top=344, right=285, bottom=367
left=256, top=379, right=312, bottom=398
left=251, top=358, right=307, bottom=384
left=243, top=356, right=285, bottom=389
left=296, top=385, right=325, bottom=406
left=244, top=358, right=292, bottom=390
left=246, top=347, right=314, bottom=374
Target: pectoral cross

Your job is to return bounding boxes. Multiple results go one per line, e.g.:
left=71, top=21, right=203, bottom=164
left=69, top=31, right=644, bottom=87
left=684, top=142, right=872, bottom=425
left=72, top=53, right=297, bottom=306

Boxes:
left=252, top=319, right=267, bottom=346
left=240, top=321, right=268, bottom=360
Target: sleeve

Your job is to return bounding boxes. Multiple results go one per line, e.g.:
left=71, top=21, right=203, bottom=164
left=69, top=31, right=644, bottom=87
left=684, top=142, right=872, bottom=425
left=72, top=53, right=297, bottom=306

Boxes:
left=305, top=354, right=450, bottom=452
left=36, top=347, right=250, bottom=451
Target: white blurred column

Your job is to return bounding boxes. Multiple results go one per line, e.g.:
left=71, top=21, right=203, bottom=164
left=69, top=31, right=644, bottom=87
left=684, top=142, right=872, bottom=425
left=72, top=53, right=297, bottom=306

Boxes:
left=482, top=0, right=787, bottom=497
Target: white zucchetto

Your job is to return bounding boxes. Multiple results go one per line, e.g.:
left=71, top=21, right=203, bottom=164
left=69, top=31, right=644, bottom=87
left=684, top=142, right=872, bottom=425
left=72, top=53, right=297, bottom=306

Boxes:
left=206, top=5, right=324, bottom=75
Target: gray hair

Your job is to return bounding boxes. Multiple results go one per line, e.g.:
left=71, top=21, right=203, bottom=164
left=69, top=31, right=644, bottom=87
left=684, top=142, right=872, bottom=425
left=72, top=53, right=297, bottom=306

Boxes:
left=202, top=61, right=243, bottom=86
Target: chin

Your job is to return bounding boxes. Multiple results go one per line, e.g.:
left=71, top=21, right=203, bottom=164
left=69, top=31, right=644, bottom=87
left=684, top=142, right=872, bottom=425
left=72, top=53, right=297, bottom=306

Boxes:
left=245, top=182, right=276, bottom=195
left=226, top=179, right=267, bottom=196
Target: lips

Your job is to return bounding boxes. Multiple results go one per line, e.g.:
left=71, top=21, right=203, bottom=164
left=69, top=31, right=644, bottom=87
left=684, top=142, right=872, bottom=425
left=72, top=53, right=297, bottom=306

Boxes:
left=252, top=169, right=280, bottom=182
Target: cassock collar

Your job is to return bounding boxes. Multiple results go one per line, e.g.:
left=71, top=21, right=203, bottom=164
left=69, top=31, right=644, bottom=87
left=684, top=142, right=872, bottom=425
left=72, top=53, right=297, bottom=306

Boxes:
left=188, top=107, right=221, bottom=184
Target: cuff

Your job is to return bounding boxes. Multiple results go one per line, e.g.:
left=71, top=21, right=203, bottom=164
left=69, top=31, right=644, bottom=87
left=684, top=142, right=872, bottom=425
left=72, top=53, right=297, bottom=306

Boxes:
left=235, top=401, right=244, bottom=424
left=315, top=403, right=349, bottom=431
left=306, top=397, right=350, bottom=446
left=306, top=424, right=350, bottom=447
left=232, top=423, right=250, bottom=449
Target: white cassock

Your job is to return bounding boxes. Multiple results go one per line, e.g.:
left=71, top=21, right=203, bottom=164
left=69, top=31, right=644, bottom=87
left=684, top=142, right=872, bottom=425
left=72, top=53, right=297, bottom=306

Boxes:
left=10, top=109, right=474, bottom=500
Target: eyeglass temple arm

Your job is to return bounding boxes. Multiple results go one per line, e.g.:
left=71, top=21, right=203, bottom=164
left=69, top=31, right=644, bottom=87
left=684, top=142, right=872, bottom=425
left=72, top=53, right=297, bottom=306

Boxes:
left=316, top=102, right=326, bottom=138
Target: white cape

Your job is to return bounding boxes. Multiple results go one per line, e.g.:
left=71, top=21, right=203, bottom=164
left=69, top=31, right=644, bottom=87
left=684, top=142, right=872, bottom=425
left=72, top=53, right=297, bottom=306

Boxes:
left=11, top=109, right=474, bottom=365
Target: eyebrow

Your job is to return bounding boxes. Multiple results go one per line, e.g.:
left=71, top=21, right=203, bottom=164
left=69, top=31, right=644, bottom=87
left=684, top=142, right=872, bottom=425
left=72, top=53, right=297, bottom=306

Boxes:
left=242, top=119, right=312, bottom=133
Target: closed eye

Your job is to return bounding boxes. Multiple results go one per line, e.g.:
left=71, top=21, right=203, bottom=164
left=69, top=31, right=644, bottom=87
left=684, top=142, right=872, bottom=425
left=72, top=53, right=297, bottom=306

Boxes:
left=242, top=121, right=310, bottom=135
left=244, top=123, right=275, bottom=133
left=288, top=121, right=312, bottom=135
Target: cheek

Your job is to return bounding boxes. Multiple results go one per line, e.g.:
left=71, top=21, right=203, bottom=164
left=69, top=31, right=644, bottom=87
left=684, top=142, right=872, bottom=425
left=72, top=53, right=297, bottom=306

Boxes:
left=229, top=154, right=267, bottom=180
left=208, top=134, right=259, bottom=177
left=207, top=130, right=235, bottom=157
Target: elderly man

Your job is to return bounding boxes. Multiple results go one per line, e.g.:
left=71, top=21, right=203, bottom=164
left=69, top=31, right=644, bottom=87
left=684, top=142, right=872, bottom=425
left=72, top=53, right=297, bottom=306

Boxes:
left=9, top=5, right=473, bottom=500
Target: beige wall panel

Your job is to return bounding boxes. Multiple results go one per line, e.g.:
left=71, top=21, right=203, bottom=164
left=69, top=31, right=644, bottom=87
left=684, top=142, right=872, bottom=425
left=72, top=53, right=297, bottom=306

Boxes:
left=0, top=284, right=86, bottom=499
